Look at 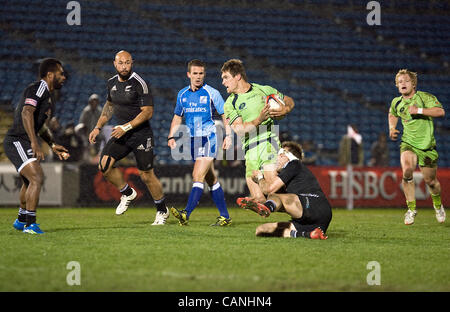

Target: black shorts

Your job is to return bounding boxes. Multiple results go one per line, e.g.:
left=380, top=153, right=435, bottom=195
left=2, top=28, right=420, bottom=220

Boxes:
left=291, top=194, right=332, bottom=233
left=100, top=128, right=155, bottom=171
left=3, top=135, right=37, bottom=172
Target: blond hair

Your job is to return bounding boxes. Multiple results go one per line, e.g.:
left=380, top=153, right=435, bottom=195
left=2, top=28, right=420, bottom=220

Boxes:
left=395, top=69, right=417, bottom=89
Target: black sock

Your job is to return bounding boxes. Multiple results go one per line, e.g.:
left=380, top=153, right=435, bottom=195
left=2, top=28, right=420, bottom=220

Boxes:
left=265, top=200, right=276, bottom=212
left=120, top=184, right=133, bottom=196
left=155, top=197, right=168, bottom=213
left=26, top=210, right=36, bottom=227
left=18, top=207, right=27, bottom=222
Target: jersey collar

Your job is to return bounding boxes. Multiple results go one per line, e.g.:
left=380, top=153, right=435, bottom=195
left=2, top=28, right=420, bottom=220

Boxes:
left=40, top=79, right=49, bottom=91
left=189, top=83, right=205, bottom=92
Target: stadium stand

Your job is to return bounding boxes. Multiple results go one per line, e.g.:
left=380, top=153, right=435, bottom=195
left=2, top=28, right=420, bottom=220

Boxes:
left=0, top=0, right=449, bottom=166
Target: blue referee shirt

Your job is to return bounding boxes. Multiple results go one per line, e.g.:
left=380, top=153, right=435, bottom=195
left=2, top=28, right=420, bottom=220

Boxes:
left=174, top=84, right=225, bottom=137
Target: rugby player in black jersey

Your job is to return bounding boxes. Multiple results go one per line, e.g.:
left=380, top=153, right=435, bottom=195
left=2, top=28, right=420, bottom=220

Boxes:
left=89, top=51, right=170, bottom=225
left=237, top=141, right=332, bottom=239
left=4, top=58, right=69, bottom=234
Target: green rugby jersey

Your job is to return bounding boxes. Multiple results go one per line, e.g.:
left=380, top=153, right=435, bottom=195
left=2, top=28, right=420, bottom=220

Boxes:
left=390, top=91, right=442, bottom=150
left=224, top=83, right=284, bottom=150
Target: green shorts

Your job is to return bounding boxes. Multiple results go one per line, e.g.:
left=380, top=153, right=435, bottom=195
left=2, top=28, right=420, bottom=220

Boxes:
left=400, top=142, right=438, bottom=168
left=244, top=136, right=280, bottom=177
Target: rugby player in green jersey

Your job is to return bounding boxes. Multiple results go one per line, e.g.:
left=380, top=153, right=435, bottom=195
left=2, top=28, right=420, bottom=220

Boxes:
left=388, top=69, right=446, bottom=225
left=221, top=59, right=295, bottom=204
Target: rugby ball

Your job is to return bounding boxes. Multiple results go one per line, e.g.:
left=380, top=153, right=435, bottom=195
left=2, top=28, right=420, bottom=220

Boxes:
left=266, top=94, right=285, bottom=110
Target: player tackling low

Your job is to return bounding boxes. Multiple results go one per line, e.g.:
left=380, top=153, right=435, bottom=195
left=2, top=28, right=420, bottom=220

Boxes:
left=89, top=50, right=170, bottom=225
left=388, top=69, right=446, bottom=225
left=237, top=141, right=332, bottom=239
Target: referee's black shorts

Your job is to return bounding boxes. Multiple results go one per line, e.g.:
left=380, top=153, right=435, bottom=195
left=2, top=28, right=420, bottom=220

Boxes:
left=291, top=194, right=332, bottom=233
left=3, top=135, right=37, bottom=173
left=100, top=128, right=155, bottom=171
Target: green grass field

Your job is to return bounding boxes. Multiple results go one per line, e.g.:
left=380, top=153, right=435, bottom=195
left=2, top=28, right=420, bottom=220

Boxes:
left=0, top=206, right=448, bottom=292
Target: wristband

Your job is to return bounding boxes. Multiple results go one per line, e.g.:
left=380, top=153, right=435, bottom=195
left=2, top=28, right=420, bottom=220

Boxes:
left=95, top=127, right=102, bottom=131
left=167, top=137, right=175, bottom=141
left=417, top=108, right=423, bottom=114
left=115, top=123, right=133, bottom=132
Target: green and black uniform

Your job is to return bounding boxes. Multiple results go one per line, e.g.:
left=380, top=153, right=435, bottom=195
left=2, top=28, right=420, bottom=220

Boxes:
left=224, top=83, right=282, bottom=177
left=390, top=91, right=442, bottom=167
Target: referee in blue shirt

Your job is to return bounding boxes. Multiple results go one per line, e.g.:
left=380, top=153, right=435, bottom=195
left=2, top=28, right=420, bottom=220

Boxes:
left=168, top=59, right=232, bottom=226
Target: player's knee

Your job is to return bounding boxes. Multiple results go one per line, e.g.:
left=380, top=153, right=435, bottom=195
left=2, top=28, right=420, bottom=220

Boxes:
left=402, top=168, right=414, bottom=181
left=29, top=172, right=44, bottom=186
left=139, top=170, right=155, bottom=184
left=424, top=176, right=437, bottom=187
left=99, top=156, right=112, bottom=175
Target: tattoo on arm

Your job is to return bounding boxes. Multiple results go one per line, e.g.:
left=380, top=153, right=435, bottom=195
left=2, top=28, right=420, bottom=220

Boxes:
left=101, top=101, right=114, bottom=120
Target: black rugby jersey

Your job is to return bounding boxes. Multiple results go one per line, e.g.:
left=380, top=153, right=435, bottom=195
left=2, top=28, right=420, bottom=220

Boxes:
left=278, top=160, right=326, bottom=197
left=106, top=72, right=153, bottom=130
left=7, top=80, right=53, bottom=141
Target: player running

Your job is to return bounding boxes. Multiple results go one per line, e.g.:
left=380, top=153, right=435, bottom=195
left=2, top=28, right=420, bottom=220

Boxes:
left=237, top=141, right=331, bottom=239
left=221, top=59, right=295, bottom=204
left=389, top=69, right=446, bottom=225
left=3, top=58, right=70, bottom=234
left=89, top=50, right=170, bottom=225
left=168, top=59, right=232, bottom=226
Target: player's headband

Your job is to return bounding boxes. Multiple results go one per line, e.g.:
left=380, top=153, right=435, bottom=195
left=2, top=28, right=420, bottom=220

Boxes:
left=278, top=148, right=298, bottom=161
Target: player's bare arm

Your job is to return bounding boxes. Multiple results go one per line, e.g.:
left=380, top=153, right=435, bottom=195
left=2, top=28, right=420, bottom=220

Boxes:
left=388, top=112, right=400, bottom=141
left=21, top=105, right=44, bottom=161
left=167, top=115, right=183, bottom=149
left=89, top=100, right=113, bottom=144
left=221, top=114, right=232, bottom=150
left=111, top=106, right=153, bottom=139
left=252, top=170, right=285, bottom=195
left=230, top=103, right=270, bottom=136
left=268, top=95, right=295, bottom=118
left=38, top=124, right=70, bottom=160
left=408, top=105, right=445, bottom=117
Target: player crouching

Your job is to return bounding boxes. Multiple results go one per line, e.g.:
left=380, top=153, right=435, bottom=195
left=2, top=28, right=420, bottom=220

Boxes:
left=237, top=141, right=332, bottom=239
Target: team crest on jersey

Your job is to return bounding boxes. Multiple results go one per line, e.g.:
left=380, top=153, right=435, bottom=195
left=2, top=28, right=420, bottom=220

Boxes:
left=239, top=102, right=246, bottom=110
left=199, top=96, right=208, bottom=104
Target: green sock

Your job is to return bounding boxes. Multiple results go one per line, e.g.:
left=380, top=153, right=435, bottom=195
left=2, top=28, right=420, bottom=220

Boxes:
left=407, top=200, right=416, bottom=211
left=431, top=193, right=442, bottom=210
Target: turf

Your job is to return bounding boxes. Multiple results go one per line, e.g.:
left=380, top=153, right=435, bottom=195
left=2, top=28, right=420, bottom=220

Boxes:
left=0, top=206, right=448, bottom=292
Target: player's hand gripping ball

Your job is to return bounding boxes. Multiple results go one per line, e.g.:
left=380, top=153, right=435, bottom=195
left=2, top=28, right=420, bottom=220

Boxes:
left=266, top=94, right=285, bottom=110
left=266, top=94, right=286, bottom=120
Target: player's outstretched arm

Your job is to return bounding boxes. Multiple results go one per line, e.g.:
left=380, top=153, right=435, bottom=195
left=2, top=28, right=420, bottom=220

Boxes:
left=38, top=124, right=69, bottom=160
left=388, top=113, right=400, bottom=141
left=221, top=114, right=232, bottom=150
left=167, top=115, right=183, bottom=149
left=89, top=100, right=113, bottom=144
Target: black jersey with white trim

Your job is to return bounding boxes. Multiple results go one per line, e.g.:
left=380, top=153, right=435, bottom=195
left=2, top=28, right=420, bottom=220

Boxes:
left=6, top=80, right=53, bottom=141
left=278, top=160, right=326, bottom=197
left=107, top=72, right=153, bottom=129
